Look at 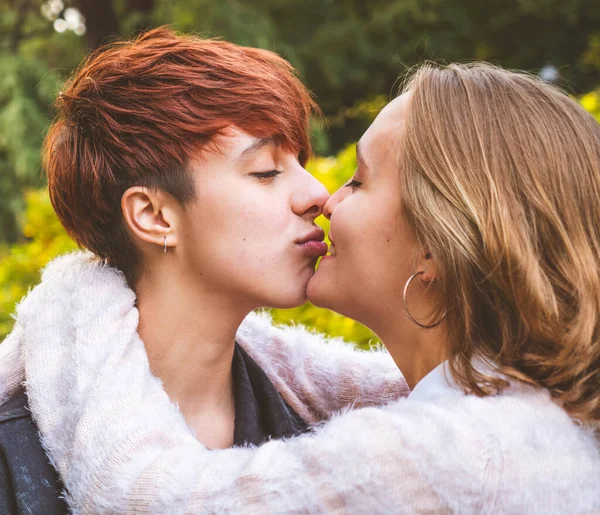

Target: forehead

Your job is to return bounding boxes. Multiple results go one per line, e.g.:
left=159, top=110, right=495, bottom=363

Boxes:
left=196, top=126, right=275, bottom=164
left=359, top=94, right=408, bottom=166
left=211, top=127, right=263, bottom=155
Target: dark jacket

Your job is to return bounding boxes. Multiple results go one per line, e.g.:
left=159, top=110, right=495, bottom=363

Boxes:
left=0, top=389, right=68, bottom=515
left=0, top=343, right=307, bottom=514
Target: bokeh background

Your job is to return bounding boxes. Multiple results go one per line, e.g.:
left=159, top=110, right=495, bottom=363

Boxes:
left=1, top=0, right=600, bottom=345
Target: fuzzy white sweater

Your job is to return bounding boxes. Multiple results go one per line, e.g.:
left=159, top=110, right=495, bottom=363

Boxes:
left=0, top=252, right=599, bottom=514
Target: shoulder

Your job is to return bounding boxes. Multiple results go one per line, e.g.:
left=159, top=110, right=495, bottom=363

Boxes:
left=489, top=388, right=600, bottom=511
left=423, top=386, right=600, bottom=512
left=0, top=390, right=69, bottom=515
left=350, top=389, right=600, bottom=513
left=0, top=388, right=30, bottom=423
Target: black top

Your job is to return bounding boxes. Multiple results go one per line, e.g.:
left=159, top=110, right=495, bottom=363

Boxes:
left=232, top=343, right=307, bottom=446
left=0, top=342, right=308, bottom=514
left=0, top=390, right=67, bottom=515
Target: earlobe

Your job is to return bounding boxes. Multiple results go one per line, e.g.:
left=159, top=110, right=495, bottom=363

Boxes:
left=417, top=250, right=437, bottom=283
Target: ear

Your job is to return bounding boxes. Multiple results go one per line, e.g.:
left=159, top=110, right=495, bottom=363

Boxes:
left=121, top=187, right=178, bottom=251
left=415, top=249, right=438, bottom=283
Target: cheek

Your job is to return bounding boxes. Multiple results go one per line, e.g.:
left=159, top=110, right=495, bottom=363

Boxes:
left=331, top=196, right=364, bottom=245
left=334, top=196, right=384, bottom=270
left=203, top=201, right=288, bottom=262
left=197, top=176, right=284, bottom=240
left=184, top=188, right=303, bottom=290
left=321, top=194, right=407, bottom=293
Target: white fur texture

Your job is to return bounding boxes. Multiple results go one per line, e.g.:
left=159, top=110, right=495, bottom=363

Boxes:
left=1, top=252, right=599, bottom=514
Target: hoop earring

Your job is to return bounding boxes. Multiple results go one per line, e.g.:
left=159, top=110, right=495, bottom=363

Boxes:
left=403, top=271, right=445, bottom=329
left=163, top=236, right=167, bottom=254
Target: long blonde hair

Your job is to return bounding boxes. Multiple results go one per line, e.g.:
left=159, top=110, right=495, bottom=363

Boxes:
left=400, top=63, right=600, bottom=430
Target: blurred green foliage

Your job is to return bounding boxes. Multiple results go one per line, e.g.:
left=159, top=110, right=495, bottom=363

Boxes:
left=0, top=189, right=76, bottom=337
left=1, top=0, right=600, bottom=345
left=0, top=0, right=599, bottom=233
left=0, top=55, right=61, bottom=242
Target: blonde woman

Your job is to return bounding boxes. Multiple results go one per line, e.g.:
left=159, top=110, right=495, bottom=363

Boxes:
left=4, top=63, right=600, bottom=513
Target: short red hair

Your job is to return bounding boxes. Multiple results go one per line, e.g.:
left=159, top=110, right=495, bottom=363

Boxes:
left=44, top=27, right=318, bottom=284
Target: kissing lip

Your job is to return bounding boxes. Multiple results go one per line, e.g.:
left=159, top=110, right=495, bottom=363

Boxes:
left=296, top=227, right=326, bottom=245
left=296, top=227, right=328, bottom=257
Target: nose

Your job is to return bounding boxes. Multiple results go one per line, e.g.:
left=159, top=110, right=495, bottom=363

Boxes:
left=323, top=185, right=349, bottom=220
left=293, top=169, right=330, bottom=219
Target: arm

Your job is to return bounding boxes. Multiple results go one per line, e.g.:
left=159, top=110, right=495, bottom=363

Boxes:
left=28, top=322, right=480, bottom=515
left=14, top=256, right=485, bottom=514
left=237, top=312, right=409, bottom=423
left=72, top=403, right=467, bottom=514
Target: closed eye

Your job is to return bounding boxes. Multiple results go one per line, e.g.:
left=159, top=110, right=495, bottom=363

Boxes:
left=345, top=178, right=362, bottom=190
left=251, top=170, right=283, bottom=179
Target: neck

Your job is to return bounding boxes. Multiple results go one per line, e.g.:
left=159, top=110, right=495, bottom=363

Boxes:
left=369, top=306, right=448, bottom=390
left=135, top=264, right=252, bottom=448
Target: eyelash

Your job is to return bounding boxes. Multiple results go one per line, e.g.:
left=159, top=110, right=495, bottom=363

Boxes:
left=252, top=170, right=283, bottom=179
left=346, top=178, right=362, bottom=190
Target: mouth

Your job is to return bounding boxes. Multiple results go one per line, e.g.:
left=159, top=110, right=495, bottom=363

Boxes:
left=296, top=228, right=328, bottom=257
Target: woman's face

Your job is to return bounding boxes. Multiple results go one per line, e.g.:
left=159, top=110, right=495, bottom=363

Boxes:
left=178, top=127, right=330, bottom=309
left=307, top=94, right=422, bottom=329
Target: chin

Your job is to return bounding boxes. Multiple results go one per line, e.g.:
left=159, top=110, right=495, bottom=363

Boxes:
left=265, top=278, right=310, bottom=309
left=268, top=291, right=308, bottom=309
left=307, top=269, right=356, bottom=319
left=306, top=273, right=332, bottom=310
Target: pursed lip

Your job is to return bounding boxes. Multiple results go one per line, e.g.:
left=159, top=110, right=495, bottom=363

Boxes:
left=296, top=227, right=328, bottom=257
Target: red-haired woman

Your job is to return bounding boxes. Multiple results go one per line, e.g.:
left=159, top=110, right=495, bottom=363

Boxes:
left=7, top=63, right=600, bottom=513
left=0, top=29, right=407, bottom=514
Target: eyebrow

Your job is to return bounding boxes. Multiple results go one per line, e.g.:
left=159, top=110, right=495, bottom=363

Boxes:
left=238, top=137, right=278, bottom=159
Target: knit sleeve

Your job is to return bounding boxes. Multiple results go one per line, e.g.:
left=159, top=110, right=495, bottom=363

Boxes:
left=55, top=396, right=490, bottom=514
left=14, top=264, right=488, bottom=514
left=236, top=312, right=410, bottom=423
